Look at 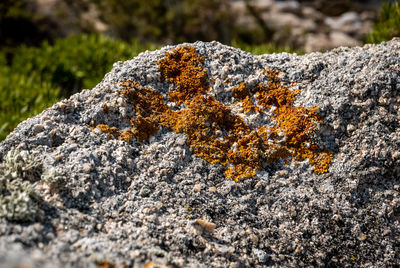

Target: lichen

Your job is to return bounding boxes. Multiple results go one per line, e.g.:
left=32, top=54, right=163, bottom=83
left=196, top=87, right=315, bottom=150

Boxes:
left=96, top=124, right=134, bottom=143
left=96, top=46, right=332, bottom=180
left=157, top=46, right=209, bottom=104
left=252, top=70, right=332, bottom=174
left=102, top=103, right=110, bottom=113
left=0, top=149, right=42, bottom=222
left=232, top=82, right=262, bottom=114
left=0, top=149, right=65, bottom=222
left=41, top=167, right=64, bottom=191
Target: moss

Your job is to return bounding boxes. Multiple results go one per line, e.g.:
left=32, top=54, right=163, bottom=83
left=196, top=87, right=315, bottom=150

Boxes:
left=96, top=46, right=332, bottom=180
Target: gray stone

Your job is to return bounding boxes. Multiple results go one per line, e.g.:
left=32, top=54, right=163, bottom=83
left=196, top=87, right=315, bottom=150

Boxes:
left=0, top=39, right=399, bottom=267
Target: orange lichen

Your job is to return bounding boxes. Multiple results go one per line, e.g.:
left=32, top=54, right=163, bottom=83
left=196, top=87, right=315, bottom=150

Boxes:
left=118, top=129, right=135, bottom=143
left=95, top=46, right=332, bottom=180
left=232, top=82, right=262, bottom=114
left=97, top=124, right=121, bottom=139
left=96, top=124, right=134, bottom=143
left=102, top=103, right=110, bottom=113
left=96, top=260, right=116, bottom=268
left=157, top=46, right=209, bottom=104
left=253, top=70, right=332, bottom=173
left=143, top=261, right=170, bottom=268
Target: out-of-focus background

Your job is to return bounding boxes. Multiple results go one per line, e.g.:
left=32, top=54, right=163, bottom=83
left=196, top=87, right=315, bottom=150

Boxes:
left=1, top=0, right=399, bottom=141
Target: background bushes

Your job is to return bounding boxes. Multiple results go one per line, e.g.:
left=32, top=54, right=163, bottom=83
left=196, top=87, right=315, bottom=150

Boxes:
left=365, top=0, right=400, bottom=43
left=0, top=35, right=156, bottom=140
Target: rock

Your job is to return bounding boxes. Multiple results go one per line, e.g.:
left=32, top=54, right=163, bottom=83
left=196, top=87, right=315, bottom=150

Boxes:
left=273, top=0, right=301, bottom=13
left=230, top=0, right=378, bottom=51
left=253, top=248, right=268, bottom=263
left=301, top=6, right=324, bottom=21
left=191, top=219, right=216, bottom=235
left=324, top=11, right=372, bottom=40
left=304, top=33, right=331, bottom=52
left=263, top=12, right=317, bottom=32
left=0, top=39, right=399, bottom=267
left=329, top=31, right=361, bottom=48
left=248, top=0, right=274, bottom=12
left=325, top=11, right=363, bottom=33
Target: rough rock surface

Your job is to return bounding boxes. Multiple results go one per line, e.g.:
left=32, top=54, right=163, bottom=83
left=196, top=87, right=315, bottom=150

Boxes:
left=0, top=39, right=399, bottom=267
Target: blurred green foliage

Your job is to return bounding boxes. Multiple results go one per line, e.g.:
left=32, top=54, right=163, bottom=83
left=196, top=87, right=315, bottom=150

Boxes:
left=0, top=34, right=157, bottom=141
left=365, top=0, right=400, bottom=44
left=0, top=0, right=26, bottom=20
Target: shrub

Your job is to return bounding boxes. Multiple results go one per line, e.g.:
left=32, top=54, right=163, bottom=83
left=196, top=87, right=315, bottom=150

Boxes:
left=365, top=0, right=400, bottom=44
left=0, top=34, right=156, bottom=141
left=0, top=51, right=59, bottom=141
left=10, top=34, right=156, bottom=97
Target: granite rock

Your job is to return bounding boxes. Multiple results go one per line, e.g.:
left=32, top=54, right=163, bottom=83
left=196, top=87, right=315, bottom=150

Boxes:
left=0, top=39, right=399, bottom=267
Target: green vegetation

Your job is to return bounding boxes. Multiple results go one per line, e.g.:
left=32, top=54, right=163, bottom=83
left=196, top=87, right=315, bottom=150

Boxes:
left=0, top=34, right=157, bottom=141
left=0, top=0, right=278, bottom=49
left=365, top=0, right=400, bottom=44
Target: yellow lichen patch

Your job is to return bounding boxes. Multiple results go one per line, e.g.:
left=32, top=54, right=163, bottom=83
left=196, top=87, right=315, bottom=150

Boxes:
left=232, top=82, right=249, bottom=99
left=232, top=82, right=262, bottom=114
left=97, top=124, right=134, bottom=143
left=131, top=115, right=159, bottom=142
left=309, top=149, right=333, bottom=174
left=97, top=124, right=121, bottom=139
left=118, top=129, right=134, bottom=143
left=96, top=260, right=115, bottom=268
left=157, top=46, right=209, bottom=104
left=96, top=46, right=332, bottom=180
left=143, top=261, right=171, bottom=268
left=255, top=70, right=299, bottom=108
left=254, top=70, right=332, bottom=173
left=171, top=94, right=259, bottom=171
left=120, top=80, right=169, bottom=141
left=120, top=80, right=169, bottom=117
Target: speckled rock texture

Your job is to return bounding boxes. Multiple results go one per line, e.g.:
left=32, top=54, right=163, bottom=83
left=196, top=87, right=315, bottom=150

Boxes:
left=0, top=39, right=399, bottom=267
